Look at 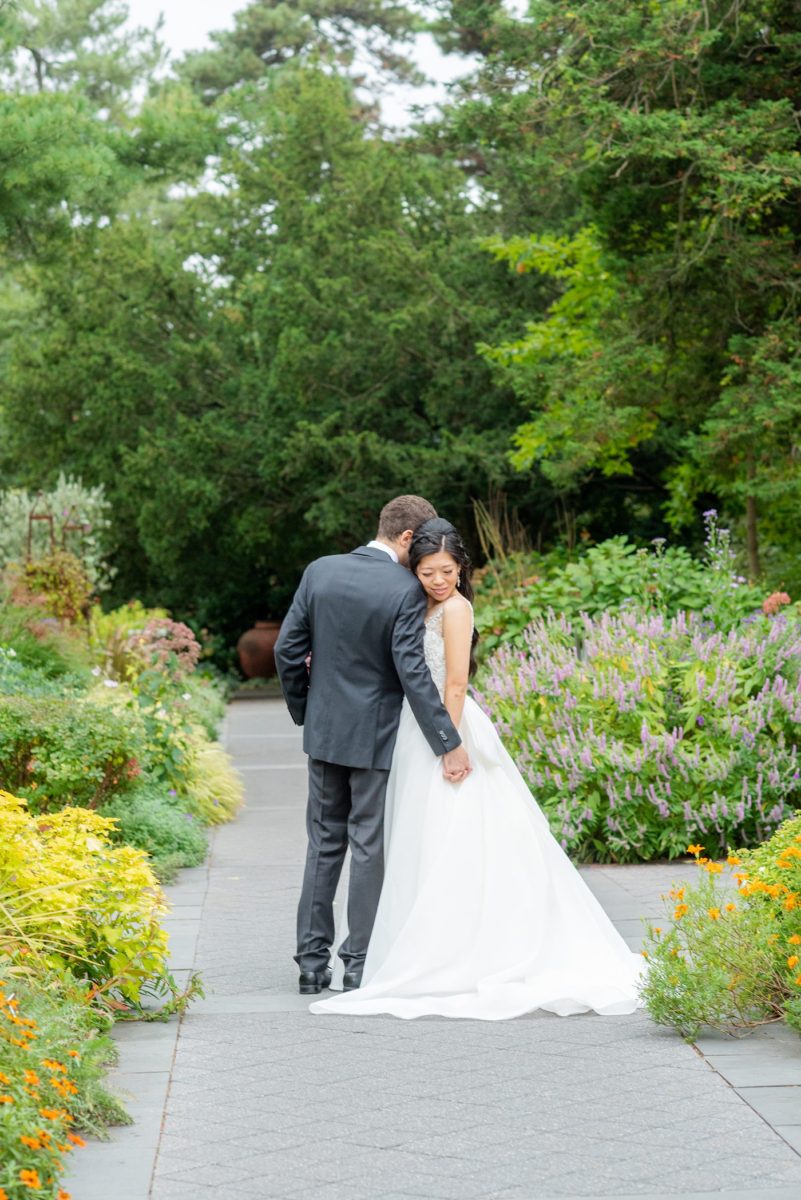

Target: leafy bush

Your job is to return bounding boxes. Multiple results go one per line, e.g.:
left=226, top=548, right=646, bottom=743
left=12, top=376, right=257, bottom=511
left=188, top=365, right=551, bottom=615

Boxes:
left=101, top=788, right=208, bottom=881
left=0, top=971, right=127, bottom=1200
left=0, top=793, right=170, bottom=1007
left=21, top=552, right=94, bottom=624
left=0, top=593, right=92, bottom=682
left=641, top=829, right=801, bottom=1038
left=0, top=694, right=145, bottom=811
left=476, top=608, right=801, bottom=862
left=0, top=475, right=113, bottom=592
left=475, top=519, right=765, bottom=660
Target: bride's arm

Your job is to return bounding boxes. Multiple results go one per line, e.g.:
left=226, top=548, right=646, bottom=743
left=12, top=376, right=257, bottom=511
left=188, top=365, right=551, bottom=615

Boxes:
left=442, top=599, right=473, bottom=728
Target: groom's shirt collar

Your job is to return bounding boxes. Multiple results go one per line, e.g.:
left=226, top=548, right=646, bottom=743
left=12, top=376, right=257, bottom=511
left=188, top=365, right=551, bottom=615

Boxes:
left=366, top=539, right=399, bottom=563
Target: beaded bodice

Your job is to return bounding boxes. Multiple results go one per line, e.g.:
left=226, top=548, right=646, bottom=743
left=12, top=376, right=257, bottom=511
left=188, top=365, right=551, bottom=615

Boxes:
left=423, top=604, right=447, bottom=697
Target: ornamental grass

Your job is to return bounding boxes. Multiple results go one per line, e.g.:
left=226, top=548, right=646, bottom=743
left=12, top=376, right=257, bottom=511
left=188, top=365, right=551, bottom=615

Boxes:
left=641, top=816, right=801, bottom=1038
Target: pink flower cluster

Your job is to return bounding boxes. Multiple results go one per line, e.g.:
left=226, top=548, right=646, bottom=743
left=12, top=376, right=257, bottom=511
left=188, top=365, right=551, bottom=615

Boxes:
left=124, top=619, right=201, bottom=676
left=763, top=592, right=791, bottom=616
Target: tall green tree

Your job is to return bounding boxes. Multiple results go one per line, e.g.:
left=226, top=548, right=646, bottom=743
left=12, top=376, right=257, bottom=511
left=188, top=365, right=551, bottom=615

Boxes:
left=178, top=0, right=422, bottom=103
left=0, top=0, right=164, bottom=115
left=2, top=66, right=540, bottom=638
left=467, top=0, right=801, bottom=571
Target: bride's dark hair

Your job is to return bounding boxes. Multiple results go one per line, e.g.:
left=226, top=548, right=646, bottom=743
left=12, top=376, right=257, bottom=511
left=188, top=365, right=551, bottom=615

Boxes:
left=410, top=518, right=479, bottom=675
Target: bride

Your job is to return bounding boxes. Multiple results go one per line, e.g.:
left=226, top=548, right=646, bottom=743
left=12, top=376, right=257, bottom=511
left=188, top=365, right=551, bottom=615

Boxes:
left=311, top=518, right=643, bottom=1020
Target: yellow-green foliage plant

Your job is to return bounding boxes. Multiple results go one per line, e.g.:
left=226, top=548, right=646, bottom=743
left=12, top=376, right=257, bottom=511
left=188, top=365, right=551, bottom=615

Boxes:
left=641, top=823, right=801, bottom=1039
left=178, top=734, right=244, bottom=825
left=0, top=792, right=170, bottom=1006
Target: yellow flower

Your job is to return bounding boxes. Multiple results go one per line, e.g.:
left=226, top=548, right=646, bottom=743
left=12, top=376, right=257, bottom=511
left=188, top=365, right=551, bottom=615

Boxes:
left=708, top=907, right=721, bottom=920
left=704, top=862, right=724, bottom=875
left=687, top=844, right=704, bottom=857
left=795, top=975, right=801, bottom=987
left=727, top=854, right=741, bottom=866
left=725, top=903, right=737, bottom=912
left=788, top=956, right=800, bottom=969
left=641, top=950, right=649, bottom=959
left=674, top=903, right=689, bottom=919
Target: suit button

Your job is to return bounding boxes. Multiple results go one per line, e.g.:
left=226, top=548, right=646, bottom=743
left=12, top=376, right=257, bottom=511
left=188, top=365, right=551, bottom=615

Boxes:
left=438, top=730, right=447, bottom=741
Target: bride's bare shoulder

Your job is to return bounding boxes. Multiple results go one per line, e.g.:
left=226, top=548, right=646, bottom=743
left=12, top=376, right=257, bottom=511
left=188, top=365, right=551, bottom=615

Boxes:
left=442, top=593, right=473, bottom=626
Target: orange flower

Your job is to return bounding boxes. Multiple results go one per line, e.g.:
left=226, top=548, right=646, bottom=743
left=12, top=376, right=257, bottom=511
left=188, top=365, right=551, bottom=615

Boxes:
left=66, top=1132, right=87, bottom=1148
left=674, top=903, right=689, bottom=919
left=0, top=1095, right=14, bottom=1104
left=789, top=934, right=801, bottom=945
left=725, top=903, right=737, bottom=912
left=19, top=1170, right=41, bottom=1190
left=52, top=1078, right=78, bottom=1097
left=708, top=907, right=721, bottom=920
left=704, top=862, right=724, bottom=875
left=42, top=1059, right=66, bottom=1074
left=58, top=1192, right=72, bottom=1200
left=0, top=1188, right=9, bottom=1200
left=39, top=1107, right=64, bottom=1120
left=785, top=895, right=799, bottom=911
left=641, top=950, right=649, bottom=959
left=796, top=975, right=801, bottom=987
left=727, top=854, right=741, bottom=866
left=789, top=956, right=800, bottom=969
left=24, top=1070, right=40, bottom=1087
left=20, top=1135, right=42, bottom=1150
left=687, top=844, right=704, bottom=856
left=0, top=1072, right=8, bottom=1084
left=67, top=1050, right=79, bottom=1059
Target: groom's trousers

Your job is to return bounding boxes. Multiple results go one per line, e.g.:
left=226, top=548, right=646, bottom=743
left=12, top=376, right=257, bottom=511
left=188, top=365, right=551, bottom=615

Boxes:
left=295, top=757, right=388, bottom=975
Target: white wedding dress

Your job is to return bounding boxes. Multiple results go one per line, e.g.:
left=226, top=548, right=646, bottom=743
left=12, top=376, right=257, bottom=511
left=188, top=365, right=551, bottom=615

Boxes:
left=311, top=604, right=643, bottom=1020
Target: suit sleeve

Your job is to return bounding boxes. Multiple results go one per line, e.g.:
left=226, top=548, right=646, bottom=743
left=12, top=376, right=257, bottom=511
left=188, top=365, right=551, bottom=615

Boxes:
left=391, top=585, right=462, bottom=758
left=274, top=568, right=312, bottom=726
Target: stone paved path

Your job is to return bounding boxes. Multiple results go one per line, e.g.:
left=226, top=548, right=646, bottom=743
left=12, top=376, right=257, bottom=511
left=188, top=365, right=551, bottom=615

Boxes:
left=65, top=699, right=801, bottom=1200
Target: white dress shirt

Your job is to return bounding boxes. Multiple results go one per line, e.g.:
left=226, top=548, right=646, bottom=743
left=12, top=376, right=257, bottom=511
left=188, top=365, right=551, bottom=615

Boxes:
left=366, top=539, right=399, bottom=563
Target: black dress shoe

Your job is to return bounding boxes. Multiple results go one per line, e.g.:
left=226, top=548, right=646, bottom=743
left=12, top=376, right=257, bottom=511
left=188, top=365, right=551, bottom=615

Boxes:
left=342, top=970, right=362, bottom=992
left=298, top=968, right=332, bottom=995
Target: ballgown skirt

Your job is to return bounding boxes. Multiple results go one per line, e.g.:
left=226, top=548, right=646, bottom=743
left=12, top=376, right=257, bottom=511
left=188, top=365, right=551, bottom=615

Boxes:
left=311, top=696, right=643, bottom=1020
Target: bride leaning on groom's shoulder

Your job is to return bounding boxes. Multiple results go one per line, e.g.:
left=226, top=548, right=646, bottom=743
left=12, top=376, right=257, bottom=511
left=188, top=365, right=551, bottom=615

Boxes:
left=275, top=494, right=643, bottom=1019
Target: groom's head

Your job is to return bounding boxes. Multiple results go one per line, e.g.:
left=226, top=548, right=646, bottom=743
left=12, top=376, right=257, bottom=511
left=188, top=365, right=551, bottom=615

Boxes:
left=377, top=495, right=437, bottom=566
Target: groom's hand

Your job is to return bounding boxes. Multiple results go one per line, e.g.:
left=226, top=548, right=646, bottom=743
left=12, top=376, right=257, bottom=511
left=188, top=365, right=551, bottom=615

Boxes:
left=443, top=745, right=471, bottom=783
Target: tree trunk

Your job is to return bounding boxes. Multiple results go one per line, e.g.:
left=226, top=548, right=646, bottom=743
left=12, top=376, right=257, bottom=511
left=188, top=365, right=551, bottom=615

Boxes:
left=745, top=448, right=760, bottom=579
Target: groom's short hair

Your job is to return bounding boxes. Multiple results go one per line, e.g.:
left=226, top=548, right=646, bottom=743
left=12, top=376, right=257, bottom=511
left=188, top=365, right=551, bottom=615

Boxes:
left=378, top=495, right=437, bottom=541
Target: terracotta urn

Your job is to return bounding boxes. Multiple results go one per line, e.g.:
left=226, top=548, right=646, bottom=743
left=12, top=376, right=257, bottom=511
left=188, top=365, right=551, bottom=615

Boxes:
left=237, top=620, right=282, bottom=679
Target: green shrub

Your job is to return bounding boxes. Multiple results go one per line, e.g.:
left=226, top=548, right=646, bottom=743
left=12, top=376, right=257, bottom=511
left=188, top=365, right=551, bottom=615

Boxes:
left=0, top=693, right=146, bottom=811
left=641, top=827, right=801, bottom=1038
left=0, top=593, right=92, bottom=681
left=22, top=551, right=93, bottom=624
left=101, top=788, right=208, bottom=881
left=475, top=522, right=765, bottom=660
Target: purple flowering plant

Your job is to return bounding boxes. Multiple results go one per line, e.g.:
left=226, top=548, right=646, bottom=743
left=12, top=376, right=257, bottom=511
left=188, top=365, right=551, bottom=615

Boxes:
left=474, top=606, right=801, bottom=862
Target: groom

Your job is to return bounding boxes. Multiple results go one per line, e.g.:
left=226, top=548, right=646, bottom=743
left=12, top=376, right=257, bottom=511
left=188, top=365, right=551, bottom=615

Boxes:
left=275, top=494, right=471, bottom=995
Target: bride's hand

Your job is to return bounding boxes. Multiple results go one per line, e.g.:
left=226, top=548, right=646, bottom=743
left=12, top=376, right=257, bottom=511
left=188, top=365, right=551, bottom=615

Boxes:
left=443, top=745, right=471, bottom=783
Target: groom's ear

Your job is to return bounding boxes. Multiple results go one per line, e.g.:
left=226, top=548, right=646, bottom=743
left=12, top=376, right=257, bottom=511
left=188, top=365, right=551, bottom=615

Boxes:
left=398, top=529, right=414, bottom=550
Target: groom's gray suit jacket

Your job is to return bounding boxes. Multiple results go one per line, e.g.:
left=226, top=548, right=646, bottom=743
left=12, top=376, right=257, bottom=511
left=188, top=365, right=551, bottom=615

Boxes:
left=275, top=546, right=461, bottom=769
